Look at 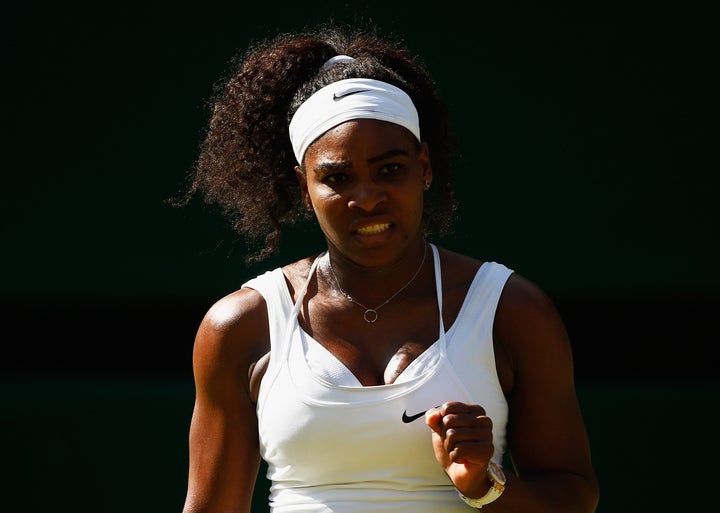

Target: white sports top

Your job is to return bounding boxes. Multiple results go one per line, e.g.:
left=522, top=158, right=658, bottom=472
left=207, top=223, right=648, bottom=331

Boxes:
left=243, top=244, right=513, bottom=513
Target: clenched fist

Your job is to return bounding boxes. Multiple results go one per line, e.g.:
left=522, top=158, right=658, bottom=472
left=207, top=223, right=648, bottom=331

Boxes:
left=425, top=401, right=496, bottom=498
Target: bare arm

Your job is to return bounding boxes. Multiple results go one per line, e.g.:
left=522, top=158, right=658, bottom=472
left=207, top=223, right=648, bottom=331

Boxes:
left=182, top=289, right=269, bottom=513
left=491, top=273, right=599, bottom=512
left=426, top=273, right=599, bottom=512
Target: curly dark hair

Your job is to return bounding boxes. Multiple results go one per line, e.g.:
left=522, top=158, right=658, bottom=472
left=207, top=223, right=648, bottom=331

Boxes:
left=178, top=22, right=458, bottom=263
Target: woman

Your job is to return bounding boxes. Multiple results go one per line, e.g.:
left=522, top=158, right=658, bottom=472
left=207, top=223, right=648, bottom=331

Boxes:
left=179, top=22, right=599, bottom=513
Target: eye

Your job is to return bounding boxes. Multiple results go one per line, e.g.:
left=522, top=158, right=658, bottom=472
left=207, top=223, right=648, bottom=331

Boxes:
left=322, top=172, right=348, bottom=184
left=378, top=163, right=401, bottom=176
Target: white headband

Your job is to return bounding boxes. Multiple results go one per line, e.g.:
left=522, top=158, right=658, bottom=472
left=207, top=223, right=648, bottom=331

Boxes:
left=288, top=77, right=421, bottom=164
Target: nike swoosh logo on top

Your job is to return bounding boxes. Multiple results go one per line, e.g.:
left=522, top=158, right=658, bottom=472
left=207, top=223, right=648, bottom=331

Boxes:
left=401, top=409, right=427, bottom=423
left=332, top=89, right=370, bottom=101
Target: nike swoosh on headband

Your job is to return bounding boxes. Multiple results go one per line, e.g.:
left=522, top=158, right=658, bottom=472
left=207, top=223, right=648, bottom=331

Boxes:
left=332, top=89, right=370, bottom=101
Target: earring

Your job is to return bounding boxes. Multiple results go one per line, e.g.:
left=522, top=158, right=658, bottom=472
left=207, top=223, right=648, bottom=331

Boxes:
left=423, top=180, right=431, bottom=190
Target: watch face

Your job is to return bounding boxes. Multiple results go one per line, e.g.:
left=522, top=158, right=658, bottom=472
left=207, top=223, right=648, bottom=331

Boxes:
left=488, top=461, right=507, bottom=485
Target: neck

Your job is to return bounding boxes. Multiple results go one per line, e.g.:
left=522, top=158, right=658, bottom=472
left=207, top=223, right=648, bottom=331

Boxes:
left=324, top=239, right=430, bottom=306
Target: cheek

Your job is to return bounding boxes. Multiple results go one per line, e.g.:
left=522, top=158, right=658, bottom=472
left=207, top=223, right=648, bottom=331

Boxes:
left=308, top=190, right=343, bottom=226
left=308, top=187, right=340, bottom=210
left=313, top=206, right=344, bottom=246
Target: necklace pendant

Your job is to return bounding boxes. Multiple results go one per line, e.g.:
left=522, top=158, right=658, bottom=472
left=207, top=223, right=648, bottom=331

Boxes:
left=326, top=242, right=428, bottom=325
left=363, top=309, right=379, bottom=323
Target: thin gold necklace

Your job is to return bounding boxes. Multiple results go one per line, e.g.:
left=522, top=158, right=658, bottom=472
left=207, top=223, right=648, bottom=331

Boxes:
left=326, top=242, right=428, bottom=323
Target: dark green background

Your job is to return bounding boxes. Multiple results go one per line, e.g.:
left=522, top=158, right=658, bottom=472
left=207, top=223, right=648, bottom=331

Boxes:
left=3, top=2, right=718, bottom=512
left=4, top=3, right=718, bottom=299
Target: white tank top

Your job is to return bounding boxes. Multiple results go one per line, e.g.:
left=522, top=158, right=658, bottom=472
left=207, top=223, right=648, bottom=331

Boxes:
left=243, top=244, right=513, bottom=513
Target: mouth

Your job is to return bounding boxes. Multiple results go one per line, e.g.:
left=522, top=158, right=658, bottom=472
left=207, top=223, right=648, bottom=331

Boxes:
left=355, top=223, right=391, bottom=235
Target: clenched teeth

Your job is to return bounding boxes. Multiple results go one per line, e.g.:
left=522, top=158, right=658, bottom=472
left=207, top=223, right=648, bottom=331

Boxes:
left=356, top=223, right=390, bottom=235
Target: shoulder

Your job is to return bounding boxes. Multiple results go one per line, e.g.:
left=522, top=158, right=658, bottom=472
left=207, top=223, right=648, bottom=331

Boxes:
left=435, top=246, right=484, bottom=286
left=436, top=245, right=483, bottom=267
left=494, top=273, right=574, bottom=393
left=203, top=253, right=317, bottom=334
left=497, top=273, right=560, bottom=321
left=191, top=286, right=272, bottom=396
left=193, top=256, right=320, bottom=378
left=200, top=286, right=269, bottom=338
left=280, top=254, right=324, bottom=301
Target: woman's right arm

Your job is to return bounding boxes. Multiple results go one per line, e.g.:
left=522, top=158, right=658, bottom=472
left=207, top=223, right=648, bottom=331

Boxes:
left=181, top=288, right=270, bottom=513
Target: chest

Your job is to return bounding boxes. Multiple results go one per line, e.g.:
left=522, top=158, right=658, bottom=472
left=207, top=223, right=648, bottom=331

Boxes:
left=297, top=285, right=468, bottom=386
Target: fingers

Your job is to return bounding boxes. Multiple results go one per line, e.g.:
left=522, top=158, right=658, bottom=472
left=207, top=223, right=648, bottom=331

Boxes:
left=425, top=406, right=443, bottom=432
left=427, top=401, right=494, bottom=465
left=425, top=401, right=479, bottom=423
left=439, top=401, right=487, bottom=417
left=426, top=401, right=488, bottom=428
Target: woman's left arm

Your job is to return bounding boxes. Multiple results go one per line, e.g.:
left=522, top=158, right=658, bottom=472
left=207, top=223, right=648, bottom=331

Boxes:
left=489, top=272, right=600, bottom=512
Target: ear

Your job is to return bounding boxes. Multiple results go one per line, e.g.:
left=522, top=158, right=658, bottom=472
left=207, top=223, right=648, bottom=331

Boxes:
left=295, top=165, right=313, bottom=210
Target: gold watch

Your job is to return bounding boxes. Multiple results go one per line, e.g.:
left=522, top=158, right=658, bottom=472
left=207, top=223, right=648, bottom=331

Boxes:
left=457, top=460, right=506, bottom=508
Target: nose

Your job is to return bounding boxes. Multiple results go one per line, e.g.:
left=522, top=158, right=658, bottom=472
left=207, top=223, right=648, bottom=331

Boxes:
left=347, top=179, right=388, bottom=211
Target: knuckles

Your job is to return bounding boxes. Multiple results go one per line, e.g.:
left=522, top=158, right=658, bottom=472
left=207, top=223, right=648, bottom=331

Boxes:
left=439, top=401, right=487, bottom=417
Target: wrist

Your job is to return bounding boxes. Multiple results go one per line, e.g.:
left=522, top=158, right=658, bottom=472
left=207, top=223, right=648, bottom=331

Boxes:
left=457, top=461, right=506, bottom=509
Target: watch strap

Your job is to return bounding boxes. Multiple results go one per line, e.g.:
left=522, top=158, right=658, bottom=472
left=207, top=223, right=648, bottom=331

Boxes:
left=456, top=461, right=506, bottom=509
left=457, top=484, right=503, bottom=508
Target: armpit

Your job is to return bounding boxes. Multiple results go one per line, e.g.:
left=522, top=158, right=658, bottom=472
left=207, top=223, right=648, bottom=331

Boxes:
left=249, top=351, right=270, bottom=404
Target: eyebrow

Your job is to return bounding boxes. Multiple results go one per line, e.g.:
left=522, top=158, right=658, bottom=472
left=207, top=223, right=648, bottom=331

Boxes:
left=312, top=147, right=411, bottom=174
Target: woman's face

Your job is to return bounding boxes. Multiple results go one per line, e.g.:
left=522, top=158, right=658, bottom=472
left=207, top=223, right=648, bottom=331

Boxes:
left=297, top=118, right=432, bottom=267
